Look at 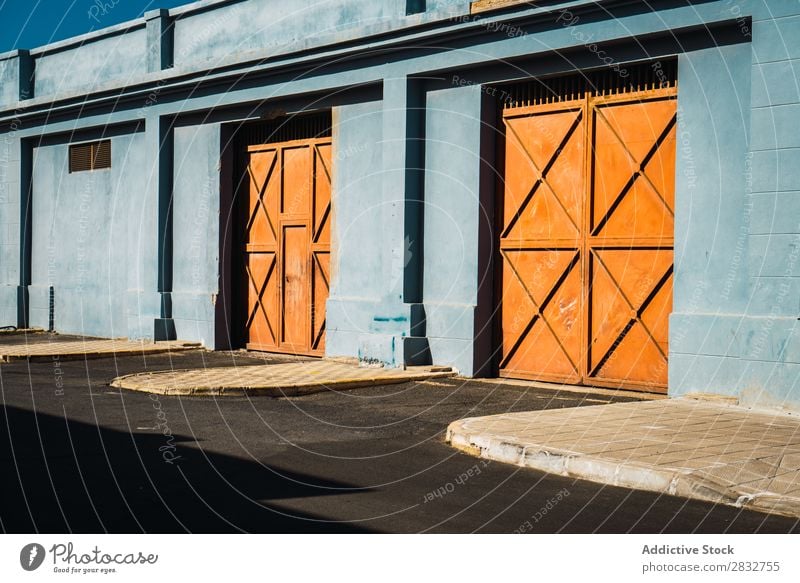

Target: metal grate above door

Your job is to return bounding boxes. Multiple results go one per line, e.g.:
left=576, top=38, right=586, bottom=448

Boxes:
left=500, top=60, right=678, bottom=109
left=236, top=112, right=332, bottom=147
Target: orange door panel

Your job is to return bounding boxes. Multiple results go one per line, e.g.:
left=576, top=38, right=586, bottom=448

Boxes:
left=311, top=143, right=332, bottom=353
left=244, top=138, right=332, bottom=356
left=280, top=224, right=310, bottom=350
left=499, top=82, right=676, bottom=393
left=499, top=101, right=586, bottom=385
left=587, top=94, right=676, bottom=389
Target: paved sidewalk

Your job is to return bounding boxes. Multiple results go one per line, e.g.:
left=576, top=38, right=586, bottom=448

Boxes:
left=112, top=360, right=456, bottom=396
left=0, top=338, right=201, bottom=362
left=447, top=399, right=800, bottom=518
left=0, top=327, right=45, bottom=335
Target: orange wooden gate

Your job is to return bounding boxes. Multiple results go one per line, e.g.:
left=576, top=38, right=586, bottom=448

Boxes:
left=498, top=69, right=676, bottom=392
left=243, top=137, right=332, bottom=356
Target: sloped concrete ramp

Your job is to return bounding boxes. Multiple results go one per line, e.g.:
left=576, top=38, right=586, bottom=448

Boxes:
left=0, top=337, right=200, bottom=363
left=447, top=399, right=800, bottom=518
left=112, top=360, right=455, bottom=397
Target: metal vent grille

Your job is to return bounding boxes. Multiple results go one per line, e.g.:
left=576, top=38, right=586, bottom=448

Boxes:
left=501, top=60, right=678, bottom=109
left=237, top=112, right=332, bottom=147
left=69, top=140, right=111, bottom=172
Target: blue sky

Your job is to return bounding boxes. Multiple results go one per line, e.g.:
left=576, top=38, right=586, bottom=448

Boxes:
left=0, top=0, right=197, bottom=52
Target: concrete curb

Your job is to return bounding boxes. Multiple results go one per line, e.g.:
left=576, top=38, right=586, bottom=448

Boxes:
left=446, top=417, right=800, bottom=519
left=111, top=365, right=456, bottom=397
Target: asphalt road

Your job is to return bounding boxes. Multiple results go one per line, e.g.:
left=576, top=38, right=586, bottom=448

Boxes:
left=1, top=342, right=798, bottom=533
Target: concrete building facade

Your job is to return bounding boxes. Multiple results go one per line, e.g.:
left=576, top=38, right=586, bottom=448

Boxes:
left=0, top=0, right=798, bottom=408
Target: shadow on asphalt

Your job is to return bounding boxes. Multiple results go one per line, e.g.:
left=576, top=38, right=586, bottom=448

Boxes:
left=1, top=351, right=799, bottom=534
left=0, top=405, right=372, bottom=533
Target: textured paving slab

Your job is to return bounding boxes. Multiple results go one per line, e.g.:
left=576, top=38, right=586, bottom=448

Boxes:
left=447, top=399, right=800, bottom=518
left=111, top=360, right=456, bottom=396
left=0, top=338, right=201, bottom=362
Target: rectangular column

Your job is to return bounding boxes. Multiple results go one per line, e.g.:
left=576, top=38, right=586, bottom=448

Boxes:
left=0, top=49, right=34, bottom=105
left=128, top=113, right=174, bottom=340
left=18, top=138, right=31, bottom=328
left=0, top=49, right=33, bottom=327
left=145, top=9, right=174, bottom=72
left=0, top=137, right=24, bottom=326
left=423, top=83, right=495, bottom=376
left=355, top=76, right=430, bottom=367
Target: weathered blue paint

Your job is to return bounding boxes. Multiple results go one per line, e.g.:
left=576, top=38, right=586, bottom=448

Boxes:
left=423, top=83, right=488, bottom=377
left=0, top=132, right=21, bottom=326
left=0, top=51, right=33, bottom=102
left=146, top=10, right=174, bottom=73
left=33, top=28, right=148, bottom=99
left=667, top=4, right=800, bottom=411
left=1, top=0, right=799, bottom=408
left=668, top=41, right=753, bottom=398
left=173, top=0, right=396, bottom=67
left=29, top=130, right=146, bottom=338
left=326, top=99, right=387, bottom=358
left=171, top=122, right=221, bottom=346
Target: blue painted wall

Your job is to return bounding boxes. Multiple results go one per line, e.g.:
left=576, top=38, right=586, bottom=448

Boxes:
left=669, top=42, right=753, bottom=398
left=423, top=84, right=486, bottom=376
left=0, top=54, right=23, bottom=104
left=0, top=134, right=20, bottom=326
left=326, top=99, right=393, bottom=358
left=669, top=2, right=800, bottom=411
left=1, top=0, right=799, bottom=408
left=33, top=28, right=148, bottom=98
left=173, top=0, right=397, bottom=67
left=735, top=1, right=800, bottom=410
left=125, top=120, right=162, bottom=341
left=171, top=123, right=221, bottom=346
left=29, top=131, right=146, bottom=337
